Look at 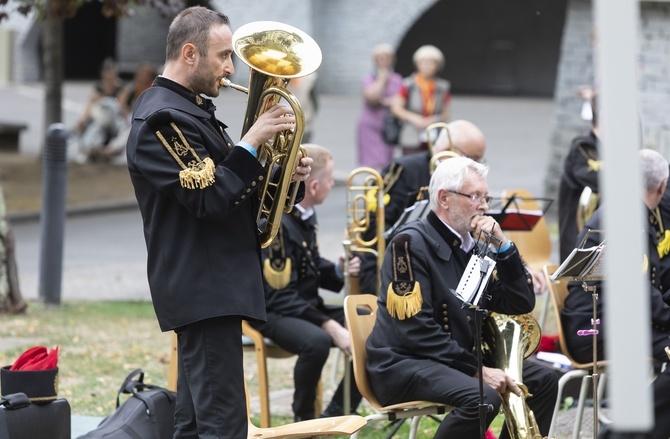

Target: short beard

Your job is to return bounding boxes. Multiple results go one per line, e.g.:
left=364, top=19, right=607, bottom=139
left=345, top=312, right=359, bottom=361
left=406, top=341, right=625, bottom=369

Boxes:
left=191, top=56, right=219, bottom=98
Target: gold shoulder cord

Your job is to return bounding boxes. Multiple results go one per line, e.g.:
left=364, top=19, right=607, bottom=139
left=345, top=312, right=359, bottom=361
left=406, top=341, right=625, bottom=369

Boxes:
left=577, top=144, right=601, bottom=172
left=386, top=235, right=422, bottom=320
left=652, top=207, right=670, bottom=259
left=155, top=122, right=215, bottom=189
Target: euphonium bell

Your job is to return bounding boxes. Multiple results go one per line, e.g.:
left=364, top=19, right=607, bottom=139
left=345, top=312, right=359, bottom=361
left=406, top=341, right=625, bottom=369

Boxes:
left=482, top=312, right=545, bottom=439
left=221, top=21, right=322, bottom=248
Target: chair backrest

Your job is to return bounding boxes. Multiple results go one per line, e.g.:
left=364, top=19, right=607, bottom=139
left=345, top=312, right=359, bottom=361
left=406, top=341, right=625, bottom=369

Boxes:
left=543, top=264, right=600, bottom=369
left=501, top=188, right=551, bottom=270
left=343, top=294, right=383, bottom=410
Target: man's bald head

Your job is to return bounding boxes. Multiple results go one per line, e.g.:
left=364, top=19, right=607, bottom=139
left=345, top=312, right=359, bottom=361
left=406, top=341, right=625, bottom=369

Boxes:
left=432, top=120, right=486, bottom=163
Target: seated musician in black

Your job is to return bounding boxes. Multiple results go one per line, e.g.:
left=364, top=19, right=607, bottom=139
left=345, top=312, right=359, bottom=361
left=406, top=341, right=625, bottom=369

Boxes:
left=357, top=119, right=487, bottom=295
left=257, top=143, right=362, bottom=421
left=562, top=149, right=670, bottom=439
left=366, top=156, right=558, bottom=438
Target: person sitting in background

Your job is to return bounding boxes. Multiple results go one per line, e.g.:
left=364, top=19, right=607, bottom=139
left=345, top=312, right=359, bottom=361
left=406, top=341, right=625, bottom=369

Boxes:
left=356, top=43, right=403, bottom=170
left=100, top=62, right=159, bottom=164
left=256, top=143, right=363, bottom=421
left=390, top=44, right=451, bottom=156
left=75, top=57, right=125, bottom=164
left=366, top=156, right=558, bottom=438
left=561, top=149, right=670, bottom=439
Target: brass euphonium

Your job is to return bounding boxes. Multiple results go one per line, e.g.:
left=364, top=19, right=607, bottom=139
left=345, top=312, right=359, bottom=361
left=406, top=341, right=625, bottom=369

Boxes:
left=221, top=21, right=322, bottom=248
left=482, top=312, right=545, bottom=439
left=576, top=186, right=599, bottom=232
left=343, top=167, right=385, bottom=294
left=426, top=122, right=461, bottom=173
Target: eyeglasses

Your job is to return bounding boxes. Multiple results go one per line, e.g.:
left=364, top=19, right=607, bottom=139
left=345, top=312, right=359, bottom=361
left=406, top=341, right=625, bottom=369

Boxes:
left=448, top=190, right=493, bottom=205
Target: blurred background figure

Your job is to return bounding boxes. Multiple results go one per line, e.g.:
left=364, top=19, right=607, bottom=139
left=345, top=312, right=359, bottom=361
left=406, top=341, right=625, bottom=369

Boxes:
left=390, top=44, right=451, bottom=156
left=356, top=43, right=403, bottom=170
left=288, top=72, right=319, bottom=143
left=74, top=57, right=125, bottom=164
left=102, top=62, right=159, bottom=164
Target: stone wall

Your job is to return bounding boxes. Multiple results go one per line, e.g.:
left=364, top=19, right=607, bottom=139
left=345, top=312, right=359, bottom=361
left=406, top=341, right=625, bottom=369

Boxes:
left=544, top=0, right=670, bottom=212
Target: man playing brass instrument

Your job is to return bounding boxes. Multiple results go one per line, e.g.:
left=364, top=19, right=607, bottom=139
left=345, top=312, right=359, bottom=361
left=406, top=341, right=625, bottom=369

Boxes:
left=126, top=7, right=312, bottom=438
left=366, top=157, right=558, bottom=438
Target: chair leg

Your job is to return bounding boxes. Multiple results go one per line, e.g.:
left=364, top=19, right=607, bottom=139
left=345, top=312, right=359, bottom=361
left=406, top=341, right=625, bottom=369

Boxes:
left=168, top=332, right=178, bottom=392
left=573, top=373, right=592, bottom=439
left=409, top=416, right=421, bottom=439
left=255, top=343, right=272, bottom=428
left=548, top=369, right=587, bottom=438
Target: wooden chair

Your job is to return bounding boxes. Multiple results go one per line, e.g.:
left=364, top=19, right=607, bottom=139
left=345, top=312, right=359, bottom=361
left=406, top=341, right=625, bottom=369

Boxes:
left=501, top=188, right=553, bottom=327
left=343, top=294, right=452, bottom=439
left=543, top=264, right=609, bottom=439
left=167, top=323, right=322, bottom=428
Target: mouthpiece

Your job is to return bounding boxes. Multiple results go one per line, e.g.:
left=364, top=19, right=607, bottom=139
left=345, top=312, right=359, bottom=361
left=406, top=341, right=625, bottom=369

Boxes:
left=219, top=78, right=249, bottom=94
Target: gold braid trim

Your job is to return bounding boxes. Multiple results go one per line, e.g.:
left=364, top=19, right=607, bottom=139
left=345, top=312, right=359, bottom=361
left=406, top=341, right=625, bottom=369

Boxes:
left=155, top=123, right=216, bottom=189
left=263, top=228, right=291, bottom=290
left=382, top=162, right=403, bottom=204
left=386, top=236, right=422, bottom=320
left=658, top=230, right=670, bottom=259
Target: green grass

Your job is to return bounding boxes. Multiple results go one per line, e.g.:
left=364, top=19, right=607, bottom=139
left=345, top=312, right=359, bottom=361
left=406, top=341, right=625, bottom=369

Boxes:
left=0, top=300, right=507, bottom=438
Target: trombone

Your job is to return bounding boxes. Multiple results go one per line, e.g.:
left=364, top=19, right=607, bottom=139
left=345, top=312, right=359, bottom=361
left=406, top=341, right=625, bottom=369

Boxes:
left=426, top=122, right=461, bottom=173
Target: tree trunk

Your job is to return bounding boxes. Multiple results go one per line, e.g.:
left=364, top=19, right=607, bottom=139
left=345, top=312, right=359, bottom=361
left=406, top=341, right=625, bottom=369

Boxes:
left=0, top=185, right=27, bottom=314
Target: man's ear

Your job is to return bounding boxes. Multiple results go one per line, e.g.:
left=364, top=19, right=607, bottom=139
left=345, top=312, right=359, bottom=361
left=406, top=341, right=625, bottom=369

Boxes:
left=438, top=189, right=449, bottom=209
left=306, top=178, right=318, bottom=196
left=182, top=43, right=198, bottom=66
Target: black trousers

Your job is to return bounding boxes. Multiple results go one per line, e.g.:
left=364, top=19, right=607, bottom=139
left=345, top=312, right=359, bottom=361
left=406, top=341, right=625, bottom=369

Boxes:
left=260, top=306, right=362, bottom=420
left=386, top=360, right=559, bottom=439
left=173, top=316, right=247, bottom=439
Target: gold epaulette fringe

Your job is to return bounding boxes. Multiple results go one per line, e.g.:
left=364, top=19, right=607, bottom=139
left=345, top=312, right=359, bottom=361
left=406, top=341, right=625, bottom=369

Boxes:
left=386, top=282, right=422, bottom=320
left=658, top=230, right=670, bottom=259
left=179, top=157, right=216, bottom=189
left=263, top=258, right=292, bottom=290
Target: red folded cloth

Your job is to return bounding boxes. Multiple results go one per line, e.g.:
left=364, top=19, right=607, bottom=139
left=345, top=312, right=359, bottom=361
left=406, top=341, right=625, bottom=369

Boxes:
left=10, top=346, right=59, bottom=371
left=537, top=334, right=559, bottom=353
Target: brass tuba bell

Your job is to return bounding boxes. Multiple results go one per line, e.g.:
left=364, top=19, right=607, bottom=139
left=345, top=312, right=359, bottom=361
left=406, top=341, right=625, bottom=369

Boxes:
left=221, top=21, right=322, bottom=248
left=482, top=312, right=545, bottom=439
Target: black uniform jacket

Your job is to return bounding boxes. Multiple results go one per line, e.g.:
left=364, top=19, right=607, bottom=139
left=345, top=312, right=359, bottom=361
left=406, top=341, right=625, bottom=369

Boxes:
left=262, top=209, right=344, bottom=326
left=558, top=131, right=599, bottom=263
left=562, top=208, right=670, bottom=363
left=126, top=79, right=267, bottom=331
left=366, top=211, right=535, bottom=406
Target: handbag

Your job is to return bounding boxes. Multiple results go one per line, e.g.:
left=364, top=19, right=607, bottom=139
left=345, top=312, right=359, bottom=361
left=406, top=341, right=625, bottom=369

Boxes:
left=382, top=111, right=402, bottom=145
left=0, top=392, right=71, bottom=439
left=77, top=368, right=176, bottom=439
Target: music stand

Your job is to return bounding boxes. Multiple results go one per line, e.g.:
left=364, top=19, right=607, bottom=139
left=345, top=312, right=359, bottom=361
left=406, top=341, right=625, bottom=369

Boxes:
left=486, top=193, right=554, bottom=232
left=550, top=229, right=605, bottom=439
left=454, top=229, right=502, bottom=439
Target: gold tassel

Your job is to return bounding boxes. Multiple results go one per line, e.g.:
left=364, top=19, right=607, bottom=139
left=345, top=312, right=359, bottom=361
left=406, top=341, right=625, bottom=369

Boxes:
left=179, top=157, right=215, bottom=189
left=263, top=258, right=292, bottom=290
left=658, top=230, right=670, bottom=259
left=386, top=282, right=422, bottom=320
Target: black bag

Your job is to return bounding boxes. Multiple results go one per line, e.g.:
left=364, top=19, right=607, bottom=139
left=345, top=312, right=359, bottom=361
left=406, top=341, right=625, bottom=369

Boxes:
left=382, top=112, right=402, bottom=145
left=0, top=392, right=71, bottom=439
left=77, top=368, right=176, bottom=439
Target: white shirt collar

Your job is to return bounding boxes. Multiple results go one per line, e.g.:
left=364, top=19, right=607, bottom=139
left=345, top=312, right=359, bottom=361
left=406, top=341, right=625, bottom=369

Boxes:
left=295, top=204, right=315, bottom=221
left=436, top=216, right=475, bottom=252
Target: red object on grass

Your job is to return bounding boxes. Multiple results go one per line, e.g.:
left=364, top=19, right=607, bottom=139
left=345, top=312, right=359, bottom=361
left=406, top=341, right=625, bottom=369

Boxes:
left=9, top=346, right=59, bottom=371
left=537, top=334, right=559, bottom=353
left=486, top=428, right=498, bottom=439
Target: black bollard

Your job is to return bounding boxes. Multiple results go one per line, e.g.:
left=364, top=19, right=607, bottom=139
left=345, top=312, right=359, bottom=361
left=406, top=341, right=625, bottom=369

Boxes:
left=38, top=123, right=69, bottom=305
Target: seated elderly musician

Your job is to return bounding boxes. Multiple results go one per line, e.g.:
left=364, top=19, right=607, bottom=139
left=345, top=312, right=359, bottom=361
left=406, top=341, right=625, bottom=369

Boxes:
left=365, top=157, right=558, bottom=438
left=562, top=149, right=670, bottom=439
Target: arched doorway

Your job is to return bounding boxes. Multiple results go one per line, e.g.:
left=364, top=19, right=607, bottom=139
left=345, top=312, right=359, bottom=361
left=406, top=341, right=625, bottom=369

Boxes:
left=63, top=2, right=117, bottom=79
left=395, top=0, right=568, bottom=96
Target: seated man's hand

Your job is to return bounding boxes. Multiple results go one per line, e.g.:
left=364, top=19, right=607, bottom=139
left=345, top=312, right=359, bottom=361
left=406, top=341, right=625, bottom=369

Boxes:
left=529, top=268, right=547, bottom=295
left=339, top=255, right=361, bottom=277
left=480, top=366, right=522, bottom=397
left=322, top=319, right=351, bottom=356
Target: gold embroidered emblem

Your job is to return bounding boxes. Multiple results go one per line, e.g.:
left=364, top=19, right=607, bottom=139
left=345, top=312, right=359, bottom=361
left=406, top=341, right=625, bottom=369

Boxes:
left=155, top=122, right=215, bottom=189
left=386, top=234, right=422, bottom=320
left=196, top=95, right=203, bottom=105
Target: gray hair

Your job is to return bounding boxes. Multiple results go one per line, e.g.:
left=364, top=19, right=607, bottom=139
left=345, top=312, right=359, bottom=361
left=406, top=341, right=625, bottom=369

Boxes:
left=640, top=149, right=669, bottom=192
left=412, top=45, right=445, bottom=70
left=429, top=157, right=489, bottom=210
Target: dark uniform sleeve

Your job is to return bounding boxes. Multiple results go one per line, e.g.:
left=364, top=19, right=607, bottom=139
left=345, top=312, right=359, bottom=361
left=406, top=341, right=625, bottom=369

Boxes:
left=130, top=109, right=264, bottom=219
left=485, top=243, right=537, bottom=315
left=563, top=136, right=600, bottom=194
